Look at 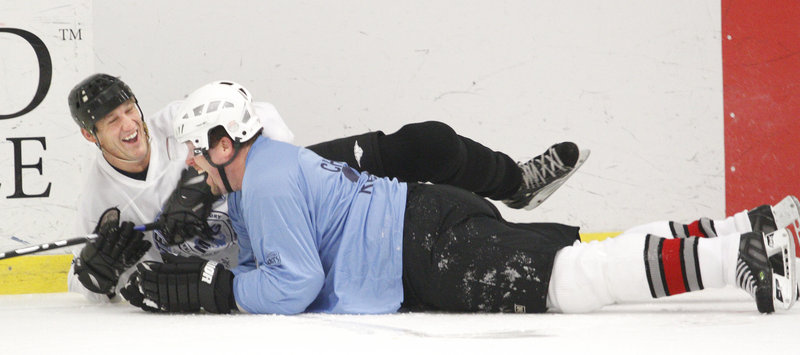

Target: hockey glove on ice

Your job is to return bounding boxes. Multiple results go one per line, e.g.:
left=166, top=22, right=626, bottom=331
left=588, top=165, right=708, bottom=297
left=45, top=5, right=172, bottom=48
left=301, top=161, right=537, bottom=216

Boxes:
left=73, top=207, right=152, bottom=297
left=120, top=255, right=236, bottom=314
left=156, top=168, right=218, bottom=245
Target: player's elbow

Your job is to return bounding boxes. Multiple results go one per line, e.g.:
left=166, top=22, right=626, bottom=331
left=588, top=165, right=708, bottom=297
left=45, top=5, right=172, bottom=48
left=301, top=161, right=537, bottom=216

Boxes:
left=234, top=269, right=324, bottom=315
left=277, top=271, right=325, bottom=314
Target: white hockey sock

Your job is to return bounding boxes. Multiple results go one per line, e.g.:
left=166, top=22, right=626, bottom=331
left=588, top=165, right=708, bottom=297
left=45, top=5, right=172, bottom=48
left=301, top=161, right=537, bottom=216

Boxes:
left=622, top=221, right=673, bottom=237
left=696, top=233, right=740, bottom=288
left=713, top=210, right=753, bottom=236
left=622, top=210, right=751, bottom=239
left=547, top=232, right=654, bottom=313
left=547, top=232, right=740, bottom=313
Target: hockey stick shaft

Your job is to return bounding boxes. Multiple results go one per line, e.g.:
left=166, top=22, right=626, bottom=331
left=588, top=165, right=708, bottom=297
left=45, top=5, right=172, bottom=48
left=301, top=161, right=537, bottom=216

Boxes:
left=0, top=223, right=157, bottom=261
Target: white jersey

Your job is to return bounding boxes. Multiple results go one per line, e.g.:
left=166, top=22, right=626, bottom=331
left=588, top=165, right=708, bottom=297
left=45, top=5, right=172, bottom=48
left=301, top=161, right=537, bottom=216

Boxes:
left=67, top=100, right=294, bottom=302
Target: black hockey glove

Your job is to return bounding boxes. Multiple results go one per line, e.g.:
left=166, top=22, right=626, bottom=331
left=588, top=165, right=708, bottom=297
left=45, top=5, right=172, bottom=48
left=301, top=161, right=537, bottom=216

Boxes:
left=156, top=168, right=218, bottom=245
left=73, top=207, right=152, bottom=297
left=120, top=255, right=236, bottom=314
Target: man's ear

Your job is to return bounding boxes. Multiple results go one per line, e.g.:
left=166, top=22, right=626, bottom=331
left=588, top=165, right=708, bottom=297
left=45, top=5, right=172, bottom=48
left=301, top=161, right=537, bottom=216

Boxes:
left=220, top=136, right=236, bottom=159
left=81, top=128, right=97, bottom=144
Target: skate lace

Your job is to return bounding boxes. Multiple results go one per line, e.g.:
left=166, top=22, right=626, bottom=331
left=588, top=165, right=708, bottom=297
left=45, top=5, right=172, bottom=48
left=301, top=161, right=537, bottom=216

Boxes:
left=736, top=259, right=758, bottom=297
left=520, top=146, right=566, bottom=190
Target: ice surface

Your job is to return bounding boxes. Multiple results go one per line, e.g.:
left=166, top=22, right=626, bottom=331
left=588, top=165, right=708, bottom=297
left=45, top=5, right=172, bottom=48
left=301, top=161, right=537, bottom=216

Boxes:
left=1, top=288, right=798, bottom=354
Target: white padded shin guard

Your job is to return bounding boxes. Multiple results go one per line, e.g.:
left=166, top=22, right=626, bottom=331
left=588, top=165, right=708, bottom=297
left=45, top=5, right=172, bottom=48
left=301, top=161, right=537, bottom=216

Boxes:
left=547, top=233, right=653, bottom=313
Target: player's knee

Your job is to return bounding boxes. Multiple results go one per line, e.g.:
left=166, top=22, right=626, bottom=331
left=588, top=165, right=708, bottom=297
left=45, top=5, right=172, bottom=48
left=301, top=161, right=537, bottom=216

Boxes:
left=548, top=241, right=611, bottom=313
left=395, top=121, right=462, bottom=163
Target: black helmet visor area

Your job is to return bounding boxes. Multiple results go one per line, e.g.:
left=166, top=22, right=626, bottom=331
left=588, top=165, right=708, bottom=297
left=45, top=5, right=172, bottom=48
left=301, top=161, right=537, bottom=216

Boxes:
left=75, top=82, right=133, bottom=131
left=68, top=74, right=136, bottom=133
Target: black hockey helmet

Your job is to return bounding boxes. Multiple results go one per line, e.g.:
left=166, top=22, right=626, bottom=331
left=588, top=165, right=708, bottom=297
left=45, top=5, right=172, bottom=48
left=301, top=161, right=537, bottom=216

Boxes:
left=68, top=73, right=136, bottom=133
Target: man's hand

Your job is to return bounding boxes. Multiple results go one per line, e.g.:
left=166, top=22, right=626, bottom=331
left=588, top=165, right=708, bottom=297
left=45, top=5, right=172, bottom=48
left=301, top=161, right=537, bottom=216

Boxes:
left=157, top=168, right=218, bottom=245
left=73, top=207, right=151, bottom=297
left=120, top=255, right=236, bottom=314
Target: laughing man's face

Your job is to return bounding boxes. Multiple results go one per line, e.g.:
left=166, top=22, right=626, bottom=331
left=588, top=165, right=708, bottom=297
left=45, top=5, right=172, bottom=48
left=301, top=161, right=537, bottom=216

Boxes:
left=89, top=99, right=150, bottom=171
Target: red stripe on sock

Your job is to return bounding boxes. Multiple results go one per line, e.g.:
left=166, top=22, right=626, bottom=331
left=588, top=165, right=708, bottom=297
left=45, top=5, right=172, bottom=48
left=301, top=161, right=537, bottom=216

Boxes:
left=687, top=220, right=705, bottom=237
left=661, top=239, right=687, bottom=295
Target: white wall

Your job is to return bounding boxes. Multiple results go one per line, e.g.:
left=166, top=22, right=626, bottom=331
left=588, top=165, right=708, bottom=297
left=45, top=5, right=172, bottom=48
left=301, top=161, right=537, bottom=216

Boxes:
left=0, top=0, right=94, bottom=247
left=2, top=0, right=724, bottom=247
left=96, top=0, right=724, bottom=231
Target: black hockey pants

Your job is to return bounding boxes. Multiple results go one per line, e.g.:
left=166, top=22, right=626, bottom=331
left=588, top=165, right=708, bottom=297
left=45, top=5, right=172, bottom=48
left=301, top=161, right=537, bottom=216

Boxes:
left=400, top=183, right=580, bottom=313
left=306, top=121, right=521, bottom=200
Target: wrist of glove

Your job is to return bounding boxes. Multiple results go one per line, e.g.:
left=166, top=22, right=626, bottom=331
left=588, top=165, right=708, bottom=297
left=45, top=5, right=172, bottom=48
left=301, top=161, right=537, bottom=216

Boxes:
left=74, top=207, right=151, bottom=297
left=120, top=255, right=236, bottom=314
left=156, top=168, right=218, bottom=245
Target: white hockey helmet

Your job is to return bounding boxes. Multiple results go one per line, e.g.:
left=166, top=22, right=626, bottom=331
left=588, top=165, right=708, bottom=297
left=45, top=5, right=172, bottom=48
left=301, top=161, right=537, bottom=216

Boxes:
left=174, top=81, right=263, bottom=153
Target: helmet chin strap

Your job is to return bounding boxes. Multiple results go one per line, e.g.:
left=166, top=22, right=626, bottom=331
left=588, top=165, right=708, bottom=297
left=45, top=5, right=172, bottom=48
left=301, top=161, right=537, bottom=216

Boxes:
left=136, top=102, right=151, bottom=143
left=202, top=142, right=243, bottom=194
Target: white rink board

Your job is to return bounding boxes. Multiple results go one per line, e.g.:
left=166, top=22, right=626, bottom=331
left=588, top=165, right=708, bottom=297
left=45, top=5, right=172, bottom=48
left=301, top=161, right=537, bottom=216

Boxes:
left=1, top=288, right=798, bottom=354
left=93, top=0, right=724, bottom=232
left=0, top=0, right=94, bottom=250
left=1, top=0, right=723, bottom=250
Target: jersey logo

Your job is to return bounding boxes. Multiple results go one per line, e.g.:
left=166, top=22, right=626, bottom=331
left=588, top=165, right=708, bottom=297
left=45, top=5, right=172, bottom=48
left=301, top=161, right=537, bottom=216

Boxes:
left=353, top=140, right=363, bottom=168
left=264, top=251, right=281, bottom=266
left=153, top=210, right=236, bottom=258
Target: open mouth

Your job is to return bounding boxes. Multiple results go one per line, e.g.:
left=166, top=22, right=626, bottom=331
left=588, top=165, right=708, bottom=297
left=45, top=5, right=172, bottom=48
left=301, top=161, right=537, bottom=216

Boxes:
left=122, top=131, right=139, bottom=143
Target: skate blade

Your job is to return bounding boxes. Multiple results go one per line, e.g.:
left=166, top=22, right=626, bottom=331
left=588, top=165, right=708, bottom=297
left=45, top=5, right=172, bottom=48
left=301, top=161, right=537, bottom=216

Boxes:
left=771, top=195, right=800, bottom=307
left=772, top=195, right=800, bottom=231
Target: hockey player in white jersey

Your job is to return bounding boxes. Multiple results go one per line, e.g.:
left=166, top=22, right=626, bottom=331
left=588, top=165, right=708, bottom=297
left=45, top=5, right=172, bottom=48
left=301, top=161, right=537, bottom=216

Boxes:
left=119, top=82, right=798, bottom=315
left=66, top=74, right=295, bottom=301
left=66, top=74, right=591, bottom=302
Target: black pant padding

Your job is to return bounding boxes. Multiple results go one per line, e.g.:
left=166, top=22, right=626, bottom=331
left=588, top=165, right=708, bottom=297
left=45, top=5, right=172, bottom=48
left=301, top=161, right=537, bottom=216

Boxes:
left=306, top=121, right=522, bottom=200
left=400, top=183, right=580, bottom=313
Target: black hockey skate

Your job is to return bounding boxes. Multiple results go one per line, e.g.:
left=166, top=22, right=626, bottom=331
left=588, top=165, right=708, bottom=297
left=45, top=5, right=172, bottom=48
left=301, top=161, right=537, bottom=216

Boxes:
left=503, top=142, right=589, bottom=210
left=736, top=229, right=797, bottom=314
left=747, top=195, right=800, bottom=234
left=747, top=195, right=800, bottom=302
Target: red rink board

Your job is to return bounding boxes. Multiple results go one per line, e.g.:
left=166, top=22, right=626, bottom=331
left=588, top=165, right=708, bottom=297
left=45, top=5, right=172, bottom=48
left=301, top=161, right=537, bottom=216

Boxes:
left=723, top=0, right=800, bottom=215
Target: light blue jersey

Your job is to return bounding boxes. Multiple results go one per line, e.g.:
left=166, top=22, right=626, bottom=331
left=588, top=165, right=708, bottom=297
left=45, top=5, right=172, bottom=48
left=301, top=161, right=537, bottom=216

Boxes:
left=229, top=136, right=407, bottom=314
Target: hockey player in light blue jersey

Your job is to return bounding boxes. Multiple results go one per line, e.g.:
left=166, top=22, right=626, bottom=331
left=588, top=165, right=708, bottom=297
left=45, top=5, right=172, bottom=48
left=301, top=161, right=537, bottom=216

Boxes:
left=121, top=81, right=798, bottom=315
left=229, top=140, right=407, bottom=314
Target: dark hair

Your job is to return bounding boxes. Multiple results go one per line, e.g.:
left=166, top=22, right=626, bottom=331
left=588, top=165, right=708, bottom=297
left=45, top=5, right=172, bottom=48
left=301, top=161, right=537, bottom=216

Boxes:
left=207, top=126, right=261, bottom=148
left=208, top=126, right=229, bottom=148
